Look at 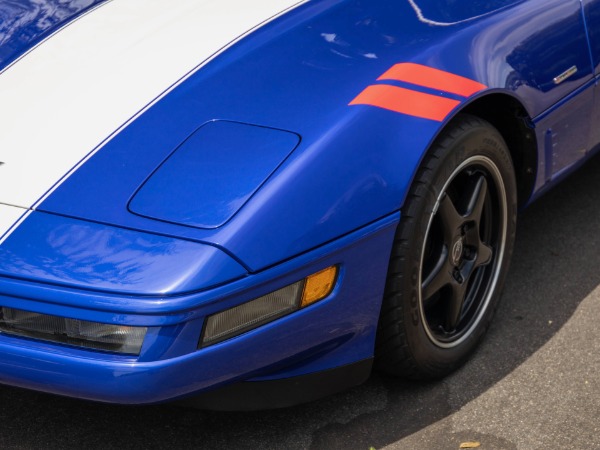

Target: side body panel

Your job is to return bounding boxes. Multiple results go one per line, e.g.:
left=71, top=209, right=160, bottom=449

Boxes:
left=582, top=0, right=600, bottom=72
left=582, top=0, right=600, bottom=149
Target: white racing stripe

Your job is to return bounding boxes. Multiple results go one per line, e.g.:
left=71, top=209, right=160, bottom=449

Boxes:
left=0, top=0, right=307, bottom=237
left=0, top=204, right=28, bottom=244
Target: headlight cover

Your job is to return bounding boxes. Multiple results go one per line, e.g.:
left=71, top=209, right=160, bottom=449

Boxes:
left=0, top=307, right=147, bottom=355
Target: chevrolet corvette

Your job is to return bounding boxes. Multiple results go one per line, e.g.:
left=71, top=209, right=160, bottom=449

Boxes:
left=0, top=0, right=598, bottom=409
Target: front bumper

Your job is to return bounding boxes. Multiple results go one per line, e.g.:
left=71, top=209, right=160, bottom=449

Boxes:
left=0, top=214, right=398, bottom=405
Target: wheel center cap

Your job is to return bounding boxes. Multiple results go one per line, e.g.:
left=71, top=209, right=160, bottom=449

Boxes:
left=451, top=237, right=464, bottom=266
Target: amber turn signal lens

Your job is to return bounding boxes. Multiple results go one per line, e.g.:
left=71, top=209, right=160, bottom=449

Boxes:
left=201, top=266, right=339, bottom=347
left=301, top=266, right=338, bottom=308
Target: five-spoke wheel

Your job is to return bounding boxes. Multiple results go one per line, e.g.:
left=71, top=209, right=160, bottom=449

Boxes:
left=420, top=156, right=508, bottom=348
left=376, top=115, right=517, bottom=379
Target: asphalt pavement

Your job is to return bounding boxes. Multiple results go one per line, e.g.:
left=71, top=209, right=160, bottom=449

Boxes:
left=1, top=154, right=600, bottom=450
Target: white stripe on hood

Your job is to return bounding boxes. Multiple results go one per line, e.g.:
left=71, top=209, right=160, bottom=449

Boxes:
left=0, top=0, right=307, bottom=235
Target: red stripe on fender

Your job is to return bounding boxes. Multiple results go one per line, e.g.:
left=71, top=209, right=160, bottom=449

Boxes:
left=350, top=84, right=461, bottom=122
left=378, top=63, right=487, bottom=97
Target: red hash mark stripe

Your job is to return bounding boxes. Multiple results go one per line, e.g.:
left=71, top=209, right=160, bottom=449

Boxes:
left=349, top=63, right=487, bottom=121
left=350, top=84, right=461, bottom=122
left=378, top=63, right=487, bottom=97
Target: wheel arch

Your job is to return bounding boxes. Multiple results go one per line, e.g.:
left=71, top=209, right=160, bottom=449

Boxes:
left=459, top=93, right=538, bottom=208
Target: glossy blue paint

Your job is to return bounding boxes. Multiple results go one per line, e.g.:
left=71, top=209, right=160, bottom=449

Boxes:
left=0, top=211, right=247, bottom=295
left=40, top=0, right=597, bottom=272
left=0, top=215, right=397, bottom=403
left=582, top=0, right=600, bottom=72
left=582, top=0, right=600, bottom=149
left=0, top=0, right=106, bottom=70
left=0, top=0, right=600, bottom=404
left=129, top=121, right=300, bottom=229
left=533, top=79, right=595, bottom=182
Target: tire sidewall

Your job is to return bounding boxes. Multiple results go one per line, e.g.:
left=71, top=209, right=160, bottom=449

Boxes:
left=402, top=118, right=517, bottom=375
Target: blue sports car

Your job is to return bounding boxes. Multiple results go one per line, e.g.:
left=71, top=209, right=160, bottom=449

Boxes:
left=0, top=0, right=598, bottom=409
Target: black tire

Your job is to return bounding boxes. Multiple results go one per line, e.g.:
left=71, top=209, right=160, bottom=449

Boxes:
left=375, top=114, right=517, bottom=379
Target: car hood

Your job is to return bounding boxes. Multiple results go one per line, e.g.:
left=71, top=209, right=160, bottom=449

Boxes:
left=0, top=0, right=561, bottom=283
left=0, top=0, right=311, bottom=294
left=0, top=0, right=308, bottom=212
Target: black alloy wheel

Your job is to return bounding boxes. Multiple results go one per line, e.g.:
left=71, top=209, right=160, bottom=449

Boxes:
left=420, top=155, right=507, bottom=347
left=376, top=114, right=517, bottom=379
